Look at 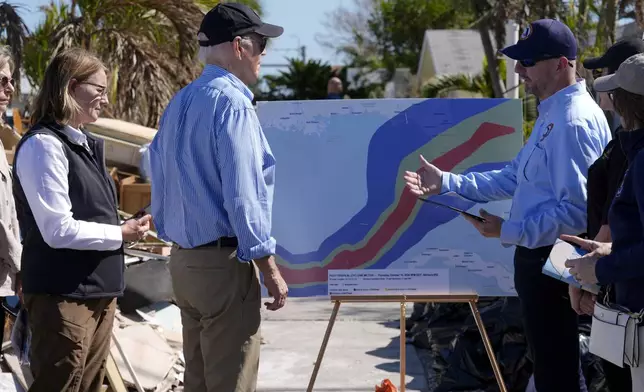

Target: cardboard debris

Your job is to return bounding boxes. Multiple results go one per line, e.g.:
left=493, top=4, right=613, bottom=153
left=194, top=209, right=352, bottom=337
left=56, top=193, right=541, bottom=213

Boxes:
left=110, top=323, right=179, bottom=390
left=136, top=302, right=183, bottom=348
left=0, top=372, right=24, bottom=392
left=2, top=351, right=31, bottom=390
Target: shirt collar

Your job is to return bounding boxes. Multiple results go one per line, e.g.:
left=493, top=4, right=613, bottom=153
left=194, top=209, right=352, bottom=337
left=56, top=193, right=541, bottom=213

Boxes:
left=62, top=124, right=89, bottom=147
left=201, top=64, right=254, bottom=101
left=537, top=78, right=588, bottom=113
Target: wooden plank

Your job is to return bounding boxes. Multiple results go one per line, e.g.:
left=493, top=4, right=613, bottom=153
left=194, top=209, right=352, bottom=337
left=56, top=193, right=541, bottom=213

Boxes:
left=105, top=353, right=128, bottom=392
left=12, top=109, right=24, bottom=135
left=84, top=118, right=157, bottom=146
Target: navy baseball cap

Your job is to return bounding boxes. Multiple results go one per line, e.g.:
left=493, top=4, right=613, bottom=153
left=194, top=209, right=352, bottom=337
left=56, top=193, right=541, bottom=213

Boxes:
left=198, top=3, right=283, bottom=47
left=500, top=19, right=577, bottom=62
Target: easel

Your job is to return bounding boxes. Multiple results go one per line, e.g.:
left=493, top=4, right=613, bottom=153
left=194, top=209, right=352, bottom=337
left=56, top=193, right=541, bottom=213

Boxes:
left=306, top=294, right=507, bottom=392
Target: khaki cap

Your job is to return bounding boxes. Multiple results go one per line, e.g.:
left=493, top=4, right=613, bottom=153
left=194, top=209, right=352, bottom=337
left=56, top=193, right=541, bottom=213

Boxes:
left=594, top=53, right=644, bottom=95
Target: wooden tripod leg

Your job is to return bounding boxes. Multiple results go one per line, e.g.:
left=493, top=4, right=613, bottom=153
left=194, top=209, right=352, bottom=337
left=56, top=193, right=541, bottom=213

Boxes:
left=306, top=300, right=341, bottom=392
left=399, top=301, right=407, bottom=392
left=469, top=300, right=507, bottom=392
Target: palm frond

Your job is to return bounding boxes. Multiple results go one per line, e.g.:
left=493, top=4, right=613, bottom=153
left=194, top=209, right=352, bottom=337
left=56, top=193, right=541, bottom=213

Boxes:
left=195, top=0, right=263, bottom=15
left=0, top=1, right=29, bottom=94
left=26, top=0, right=211, bottom=127
left=422, top=73, right=487, bottom=98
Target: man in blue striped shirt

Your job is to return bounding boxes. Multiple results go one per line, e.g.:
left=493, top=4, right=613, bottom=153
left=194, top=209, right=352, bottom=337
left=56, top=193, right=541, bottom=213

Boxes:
left=405, top=20, right=611, bottom=391
left=149, top=3, right=288, bottom=391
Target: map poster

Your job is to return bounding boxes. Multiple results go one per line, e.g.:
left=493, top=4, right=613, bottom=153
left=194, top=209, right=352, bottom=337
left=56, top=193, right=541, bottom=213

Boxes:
left=256, top=98, right=523, bottom=297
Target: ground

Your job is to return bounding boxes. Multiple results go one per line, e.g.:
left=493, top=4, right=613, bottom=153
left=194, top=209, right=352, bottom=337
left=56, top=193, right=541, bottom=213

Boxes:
left=257, top=297, right=427, bottom=392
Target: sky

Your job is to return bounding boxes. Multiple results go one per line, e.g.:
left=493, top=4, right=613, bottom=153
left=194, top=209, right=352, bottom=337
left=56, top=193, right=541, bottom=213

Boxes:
left=19, top=0, right=355, bottom=92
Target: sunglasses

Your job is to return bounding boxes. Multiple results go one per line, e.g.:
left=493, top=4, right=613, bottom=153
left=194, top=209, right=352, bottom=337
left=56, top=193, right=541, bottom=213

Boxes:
left=251, top=35, right=267, bottom=52
left=0, top=76, right=14, bottom=89
left=238, top=35, right=267, bottom=53
left=519, top=56, right=574, bottom=68
left=258, top=36, right=267, bottom=52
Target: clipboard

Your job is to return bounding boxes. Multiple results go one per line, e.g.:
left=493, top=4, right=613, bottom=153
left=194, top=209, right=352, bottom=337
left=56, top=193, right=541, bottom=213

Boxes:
left=418, top=197, right=486, bottom=223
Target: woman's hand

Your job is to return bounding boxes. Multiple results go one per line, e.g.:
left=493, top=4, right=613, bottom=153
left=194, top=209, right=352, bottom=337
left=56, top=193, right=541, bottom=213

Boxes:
left=569, top=285, right=596, bottom=315
left=560, top=234, right=611, bottom=285
left=121, top=214, right=152, bottom=242
left=560, top=234, right=612, bottom=255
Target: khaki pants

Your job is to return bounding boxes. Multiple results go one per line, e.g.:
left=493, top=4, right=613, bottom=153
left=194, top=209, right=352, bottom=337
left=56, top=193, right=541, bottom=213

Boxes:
left=24, top=294, right=116, bottom=392
left=170, top=244, right=261, bottom=392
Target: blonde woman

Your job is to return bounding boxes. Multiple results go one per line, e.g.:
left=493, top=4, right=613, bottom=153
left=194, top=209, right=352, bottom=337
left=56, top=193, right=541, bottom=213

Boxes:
left=12, top=48, right=151, bottom=392
left=0, top=45, right=21, bottom=334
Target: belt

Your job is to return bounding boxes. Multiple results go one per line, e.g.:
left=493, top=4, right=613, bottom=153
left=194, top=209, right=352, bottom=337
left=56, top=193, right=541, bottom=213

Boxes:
left=174, top=237, right=238, bottom=250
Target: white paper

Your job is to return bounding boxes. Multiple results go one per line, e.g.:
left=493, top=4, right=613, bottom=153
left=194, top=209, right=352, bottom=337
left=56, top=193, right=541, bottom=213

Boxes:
left=542, top=239, right=600, bottom=294
left=328, top=269, right=449, bottom=296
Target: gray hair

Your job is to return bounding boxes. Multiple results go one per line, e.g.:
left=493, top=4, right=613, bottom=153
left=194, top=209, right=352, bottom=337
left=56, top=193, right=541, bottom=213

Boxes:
left=0, top=46, right=14, bottom=74
left=197, top=33, right=254, bottom=64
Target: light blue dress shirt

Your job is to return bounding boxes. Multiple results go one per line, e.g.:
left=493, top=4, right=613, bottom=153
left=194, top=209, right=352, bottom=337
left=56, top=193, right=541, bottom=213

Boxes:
left=149, top=65, right=276, bottom=262
left=441, top=80, right=611, bottom=249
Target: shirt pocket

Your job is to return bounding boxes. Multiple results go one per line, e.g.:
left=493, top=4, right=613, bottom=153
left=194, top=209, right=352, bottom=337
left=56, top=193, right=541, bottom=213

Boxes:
left=522, top=144, right=547, bottom=182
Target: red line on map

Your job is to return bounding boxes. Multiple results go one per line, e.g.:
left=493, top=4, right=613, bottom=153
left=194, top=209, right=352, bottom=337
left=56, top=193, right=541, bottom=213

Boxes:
left=279, top=122, right=515, bottom=284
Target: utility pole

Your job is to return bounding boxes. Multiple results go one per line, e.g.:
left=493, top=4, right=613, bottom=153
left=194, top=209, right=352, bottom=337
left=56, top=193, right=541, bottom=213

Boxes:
left=300, top=45, right=307, bottom=63
left=505, top=21, right=519, bottom=99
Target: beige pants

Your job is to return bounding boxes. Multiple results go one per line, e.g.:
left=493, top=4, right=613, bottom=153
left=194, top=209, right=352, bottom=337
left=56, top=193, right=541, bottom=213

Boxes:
left=169, top=244, right=261, bottom=392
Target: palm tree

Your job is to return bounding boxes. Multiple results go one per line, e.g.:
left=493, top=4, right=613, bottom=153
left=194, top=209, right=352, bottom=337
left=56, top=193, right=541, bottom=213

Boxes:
left=261, top=58, right=336, bottom=100
left=469, top=0, right=574, bottom=99
left=0, top=1, right=28, bottom=94
left=196, top=0, right=263, bottom=14
left=422, top=58, right=538, bottom=140
left=23, top=0, right=263, bottom=128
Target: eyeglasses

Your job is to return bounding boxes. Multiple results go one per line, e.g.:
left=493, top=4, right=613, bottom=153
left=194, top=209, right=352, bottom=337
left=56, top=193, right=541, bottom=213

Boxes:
left=81, top=81, right=107, bottom=97
left=519, top=56, right=574, bottom=68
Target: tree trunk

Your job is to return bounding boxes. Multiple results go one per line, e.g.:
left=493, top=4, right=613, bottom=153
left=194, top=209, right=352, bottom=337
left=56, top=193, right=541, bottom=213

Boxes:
left=636, top=0, right=644, bottom=28
left=576, top=0, right=589, bottom=50
left=606, top=0, right=619, bottom=45
left=478, top=23, right=505, bottom=98
left=594, top=0, right=608, bottom=50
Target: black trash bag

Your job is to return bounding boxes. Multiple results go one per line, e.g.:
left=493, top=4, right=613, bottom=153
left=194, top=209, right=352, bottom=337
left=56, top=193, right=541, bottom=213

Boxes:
left=117, top=259, right=175, bottom=315
left=406, top=302, right=432, bottom=331
left=408, top=302, right=479, bottom=351
left=433, top=297, right=532, bottom=392
left=408, top=298, right=503, bottom=358
left=407, top=304, right=471, bottom=351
